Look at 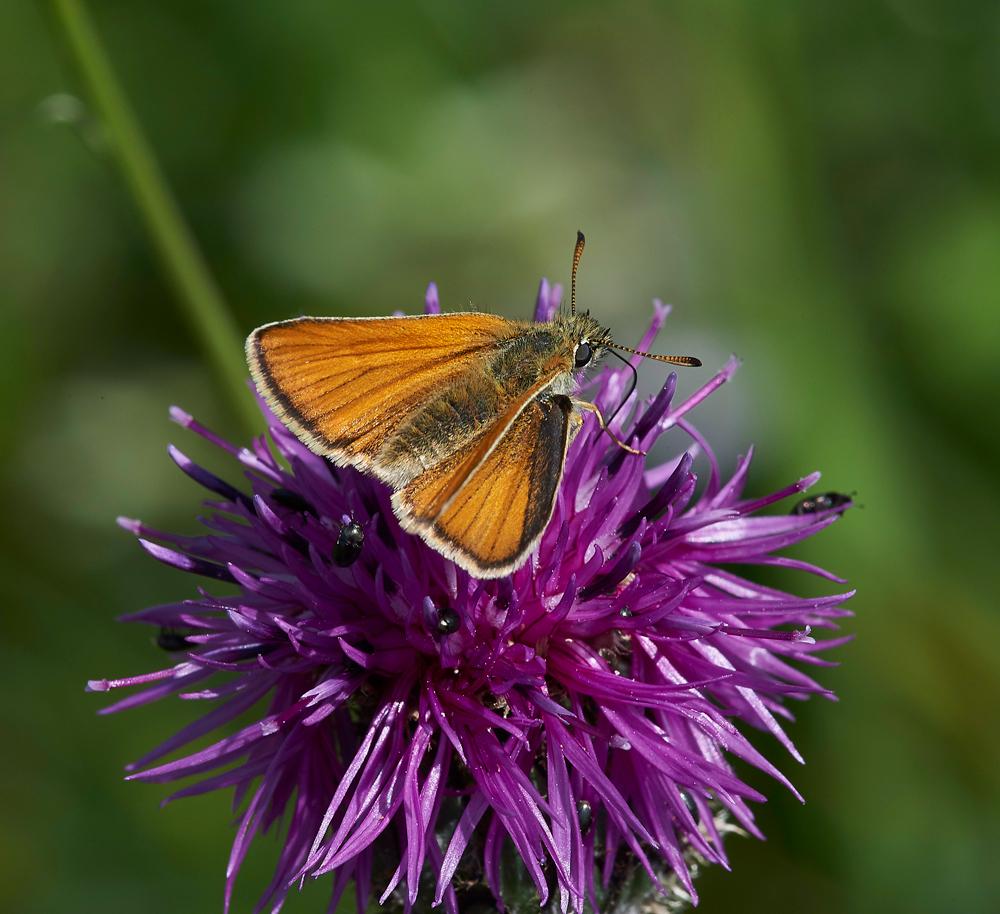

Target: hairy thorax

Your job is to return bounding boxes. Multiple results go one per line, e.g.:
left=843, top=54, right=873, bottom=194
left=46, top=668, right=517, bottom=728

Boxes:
left=378, top=327, right=579, bottom=486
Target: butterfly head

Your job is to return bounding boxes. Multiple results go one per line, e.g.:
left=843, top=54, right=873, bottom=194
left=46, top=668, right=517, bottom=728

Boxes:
left=554, top=311, right=613, bottom=375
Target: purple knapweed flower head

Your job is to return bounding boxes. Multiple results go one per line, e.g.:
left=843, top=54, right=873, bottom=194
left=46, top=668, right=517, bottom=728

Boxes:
left=90, top=279, right=854, bottom=914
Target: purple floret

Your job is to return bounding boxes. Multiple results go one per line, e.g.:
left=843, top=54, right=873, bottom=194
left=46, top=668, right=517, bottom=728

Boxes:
left=92, top=279, right=854, bottom=914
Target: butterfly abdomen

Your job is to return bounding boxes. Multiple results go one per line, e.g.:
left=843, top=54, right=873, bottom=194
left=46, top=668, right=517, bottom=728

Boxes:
left=380, top=325, right=579, bottom=484
left=380, top=372, right=503, bottom=482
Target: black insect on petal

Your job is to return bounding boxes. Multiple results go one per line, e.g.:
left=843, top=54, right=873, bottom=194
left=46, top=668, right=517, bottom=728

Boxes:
left=678, top=787, right=700, bottom=824
left=156, top=628, right=193, bottom=652
left=437, top=606, right=461, bottom=635
left=577, top=800, right=594, bottom=835
left=333, top=521, right=365, bottom=567
left=790, top=492, right=852, bottom=515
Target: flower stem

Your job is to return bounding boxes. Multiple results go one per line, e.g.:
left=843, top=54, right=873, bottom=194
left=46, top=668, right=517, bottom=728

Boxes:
left=48, top=0, right=263, bottom=433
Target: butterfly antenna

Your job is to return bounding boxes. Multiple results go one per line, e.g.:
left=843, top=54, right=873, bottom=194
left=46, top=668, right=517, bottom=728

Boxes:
left=611, top=343, right=702, bottom=367
left=604, top=348, right=639, bottom=432
left=571, top=231, right=585, bottom=316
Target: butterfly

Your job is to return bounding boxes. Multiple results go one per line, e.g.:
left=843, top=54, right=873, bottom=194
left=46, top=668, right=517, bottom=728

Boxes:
left=246, top=233, right=700, bottom=579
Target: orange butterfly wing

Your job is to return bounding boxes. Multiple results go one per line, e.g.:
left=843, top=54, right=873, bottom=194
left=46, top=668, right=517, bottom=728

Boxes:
left=247, top=314, right=515, bottom=483
left=392, top=391, right=579, bottom=577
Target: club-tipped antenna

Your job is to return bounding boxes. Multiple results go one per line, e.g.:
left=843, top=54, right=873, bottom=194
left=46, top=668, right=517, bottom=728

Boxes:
left=571, top=231, right=700, bottom=366
left=610, top=343, right=702, bottom=367
left=571, top=230, right=585, bottom=316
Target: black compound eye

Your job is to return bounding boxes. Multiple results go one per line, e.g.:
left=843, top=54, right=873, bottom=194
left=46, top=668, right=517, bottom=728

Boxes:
left=574, top=341, right=593, bottom=368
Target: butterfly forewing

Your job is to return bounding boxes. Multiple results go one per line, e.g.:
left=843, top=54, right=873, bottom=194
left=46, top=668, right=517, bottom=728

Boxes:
left=393, top=394, right=577, bottom=576
left=248, top=314, right=514, bottom=479
left=246, top=237, right=701, bottom=579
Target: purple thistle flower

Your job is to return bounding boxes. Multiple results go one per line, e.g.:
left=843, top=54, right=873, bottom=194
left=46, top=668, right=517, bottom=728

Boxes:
left=90, top=279, right=854, bottom=914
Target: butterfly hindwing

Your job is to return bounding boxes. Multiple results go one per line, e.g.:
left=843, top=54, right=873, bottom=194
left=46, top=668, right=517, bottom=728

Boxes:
left=393, top=393, right=577, bottom=576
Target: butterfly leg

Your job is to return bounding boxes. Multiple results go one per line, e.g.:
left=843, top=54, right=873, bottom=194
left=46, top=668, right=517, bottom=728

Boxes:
left=574, top=400, right=645, bottom=455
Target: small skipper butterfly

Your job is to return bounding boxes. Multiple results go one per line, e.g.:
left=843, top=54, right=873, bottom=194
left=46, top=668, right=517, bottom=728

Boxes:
left=247, top=233, right=700, bottom=578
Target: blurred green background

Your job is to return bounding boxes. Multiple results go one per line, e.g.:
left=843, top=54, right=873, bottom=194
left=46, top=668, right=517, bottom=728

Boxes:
left=2, top=0, right=999, bottom=912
